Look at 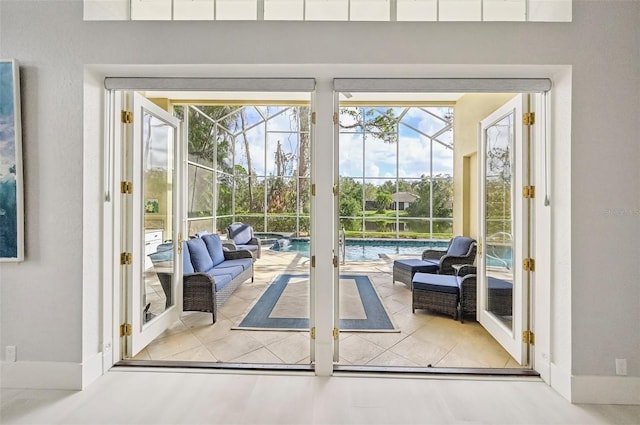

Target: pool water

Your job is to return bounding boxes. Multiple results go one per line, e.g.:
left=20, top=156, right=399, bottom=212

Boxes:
left=270, top=238, right=449, bottom=261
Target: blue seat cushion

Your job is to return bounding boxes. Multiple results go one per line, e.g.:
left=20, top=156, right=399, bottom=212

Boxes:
left=448, top=237, right=474, bottom=257
left=201, top=234, right=226, bottom=267
left=214, top=258, right=253, bottom=271
left=395, top=258, right=439, bottom=273
left=183, top=241, right=195, bottom=274
left=412, top=273, right=460, bottom=295
left=207, top=273, right=233, bottom=291
left=186, top=238, right=214, bottom=272
left=229, top=223, right=253, bottom=245
left=488, top=277, right=513, bottom=291
left=211, top=264, right=244, bottom=280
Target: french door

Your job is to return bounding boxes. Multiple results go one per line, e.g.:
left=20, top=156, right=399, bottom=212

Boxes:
left=121, top=92, right=184, bottom=357
left=478, top=94, right=532, bottom=365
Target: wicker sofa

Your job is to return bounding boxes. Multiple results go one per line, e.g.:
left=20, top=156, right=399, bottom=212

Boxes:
left=156, top=234, right=254, bottom=323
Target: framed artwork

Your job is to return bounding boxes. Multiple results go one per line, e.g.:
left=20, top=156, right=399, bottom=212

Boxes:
left=0, top=59, right=24, bottom=262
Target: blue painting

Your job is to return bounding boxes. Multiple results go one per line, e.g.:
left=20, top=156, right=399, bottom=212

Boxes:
left=0, top=59, right=24, bottom=261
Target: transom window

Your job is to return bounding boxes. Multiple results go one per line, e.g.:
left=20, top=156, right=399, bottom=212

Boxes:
left=85, top=0, right=571, bottom=22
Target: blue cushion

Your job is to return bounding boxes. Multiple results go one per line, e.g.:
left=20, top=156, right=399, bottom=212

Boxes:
left=186, top=238, right=214, bottom=272
left=214, top=258, right=253, bottom=271
left=229, top=223, right=253, bottom=245
left=395, top=258, right=439, bottom=273
left=209, top=273, right=233, bottom=291
left=201, top=234, right=225, bottom=267
left=488, top=277, right=513, bottom=290
left=447, top=237, right=474, bottom=257
left=183, top=241, right=194, bottom=274
left=212, top=264, right=244, bottom=279
left=412, top=273, right=459, bottom=295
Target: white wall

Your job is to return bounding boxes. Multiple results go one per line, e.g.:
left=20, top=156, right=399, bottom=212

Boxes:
left=0, top=0, right=638, bottom=403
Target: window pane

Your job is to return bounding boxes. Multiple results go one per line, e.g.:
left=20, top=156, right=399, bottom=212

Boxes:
left=433, top=138, right=454, bottom=175
left=439, top=0, right=481, bottom=21
left=264, top=0, right=304, bottom=20
left=483, top=0, right=525, bottom=21
left=397, top=0, right=437, bottom=21
left=364, top=134, right=396, bottom=179
left=234, top=215, right=264, bottom=232
left=173, top=0, right=214, bottom=20
left=131, top=0, right=171, bottom=20
left=267, top=133, right=299, bottom=177
left=235, top=119, right=265, bottom=176
left=216, top=0, right=257, bottom=20
left=398, top=133, right=429, bottom=179
left=267, top=177, right=297, bottom=213
left=236, top=175, right=265, bottom=213
left=187, top=165, right=214, bottom=218
left=188, top=219, right=215, bottom=237
left=350, top=0, right=389, bottom=21
left=398, top=217, right=430, bottom=238
left=529, top=0, right=572, bottom=22
left=299, top=177, right=311, bottom=213
left=216, top=173, right=233, bottom=216
left=306, top=0, right=348, bottom=20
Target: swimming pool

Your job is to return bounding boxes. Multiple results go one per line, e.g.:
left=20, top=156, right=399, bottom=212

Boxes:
left=270, top=238, right=449, bottom=261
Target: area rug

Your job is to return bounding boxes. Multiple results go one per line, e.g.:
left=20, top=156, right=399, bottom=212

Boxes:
left=234, top=274, right=398, bottom=332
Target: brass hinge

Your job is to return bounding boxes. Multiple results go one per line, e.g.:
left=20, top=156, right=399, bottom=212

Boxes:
left=332, top=184, right=338, bottom=196
left=120, top=181, right=133, bottom=194
left=311, top=184, right=316, bottom=196
left=523, top=185, right=535, bottom=198
left=311, top=112, right=316, bottom=125
left=121, top=110, right=133, bottom=124
left=311, top=255, right=316, bottom=267
left=120, top=252, right=132, bottom=265
left=523, top=330, right=535, bottom=345
left=523, top=112, right=535, bottom=126
left=333, top=112, right=339, bottom=125
left=523, top=258, right=535, bottom=271
left=310, top=327, right=316, bottom=339
left=120, top=323, right=132, bottom=337
left=333, top=255, right=338, bottom=267
left=333, top=328, right=339, bottom=340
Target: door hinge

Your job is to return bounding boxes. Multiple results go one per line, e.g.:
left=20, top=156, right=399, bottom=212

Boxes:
left=311, top=184, right=316, bottom=196
left=120, top=252, right=132, bottom=265
left=120, top=181, right=133, bottom=194
left=523, top=185, right=535, bottom=199
left=332, top=184, right=338, bottom=196
left=311, top=255, right=316, bottom=267
left=333, top=328, right=339, bottom=340
left=121, top=110, right=133, bottom=124
left=523, top=258, right=535, bottom=271
left=311, top=327, right=316, bottom=339
left=523, top=112, right=535, bottom=126
left=333, top=255, right=338, bottom=267
left=523, top=330, right=535, bottom=345
left=120, top=323, right=132, bottom=337
left=333, top=112, right=339, bottom=125
left=311, top=112, right=316, bottom=125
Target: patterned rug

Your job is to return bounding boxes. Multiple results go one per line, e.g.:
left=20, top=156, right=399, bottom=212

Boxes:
left=234, top=274, right=398, bottom=332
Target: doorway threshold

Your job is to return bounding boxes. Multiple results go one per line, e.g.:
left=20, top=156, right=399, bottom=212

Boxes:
left=333, top=364, right=539, bottom=377
left=115, top=359, right=315, bottom=373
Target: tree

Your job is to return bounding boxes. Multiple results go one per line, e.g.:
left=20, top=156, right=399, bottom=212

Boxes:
left=375, top=191, right=392, bottom=213
left=339, top=107, right=398, bottom=144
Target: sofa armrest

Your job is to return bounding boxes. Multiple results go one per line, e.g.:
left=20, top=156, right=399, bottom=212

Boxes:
left=182, top=272, right=217, bottom=321
left=222, top=241, right=237, bottom=251
left=456, top=264, right=477, bottom=277
left=224, top=249, right=254, bottom=261
left=440, top=255, right=476, bottom=275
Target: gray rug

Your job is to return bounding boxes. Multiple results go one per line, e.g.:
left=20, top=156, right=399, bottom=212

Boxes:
left=234, top=274, right=398, bottom=332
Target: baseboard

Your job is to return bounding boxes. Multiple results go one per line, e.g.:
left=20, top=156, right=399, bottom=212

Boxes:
left=1, top=360, right=83, bottom=390
left=572, top=375, right=640, bottom=405
left=549, top=362, right=572, bottom=401
left=82, top=351, right=105, bottom=389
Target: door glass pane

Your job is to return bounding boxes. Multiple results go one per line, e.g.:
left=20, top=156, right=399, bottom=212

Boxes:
left=142, top=110, right=174, bottom=324
left=484, top=112, right=514, bottom=329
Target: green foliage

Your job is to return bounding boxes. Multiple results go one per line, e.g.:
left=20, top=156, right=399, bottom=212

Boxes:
left=339, top=107, right=399, bottom=144
left=375, top=191, right=392, bottom=213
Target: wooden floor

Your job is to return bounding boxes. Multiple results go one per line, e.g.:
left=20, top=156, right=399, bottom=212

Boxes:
left=134, top=250, right=524, bottom=369
left=2, top=370, right=639, bottom=424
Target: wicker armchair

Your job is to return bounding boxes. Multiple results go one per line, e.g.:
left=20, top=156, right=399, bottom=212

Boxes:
left=227, top=222, right=261, bottom=259
left=456, top=265, right=477, bottom=323
left=422, top=236, right=477, bottom=275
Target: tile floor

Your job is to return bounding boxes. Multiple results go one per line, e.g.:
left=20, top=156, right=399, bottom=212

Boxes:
left=133, top=250, right=524, bottom=370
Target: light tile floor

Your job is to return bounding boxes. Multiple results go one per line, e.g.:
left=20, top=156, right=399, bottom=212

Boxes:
left=134, top=250, right=523, bottom=369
